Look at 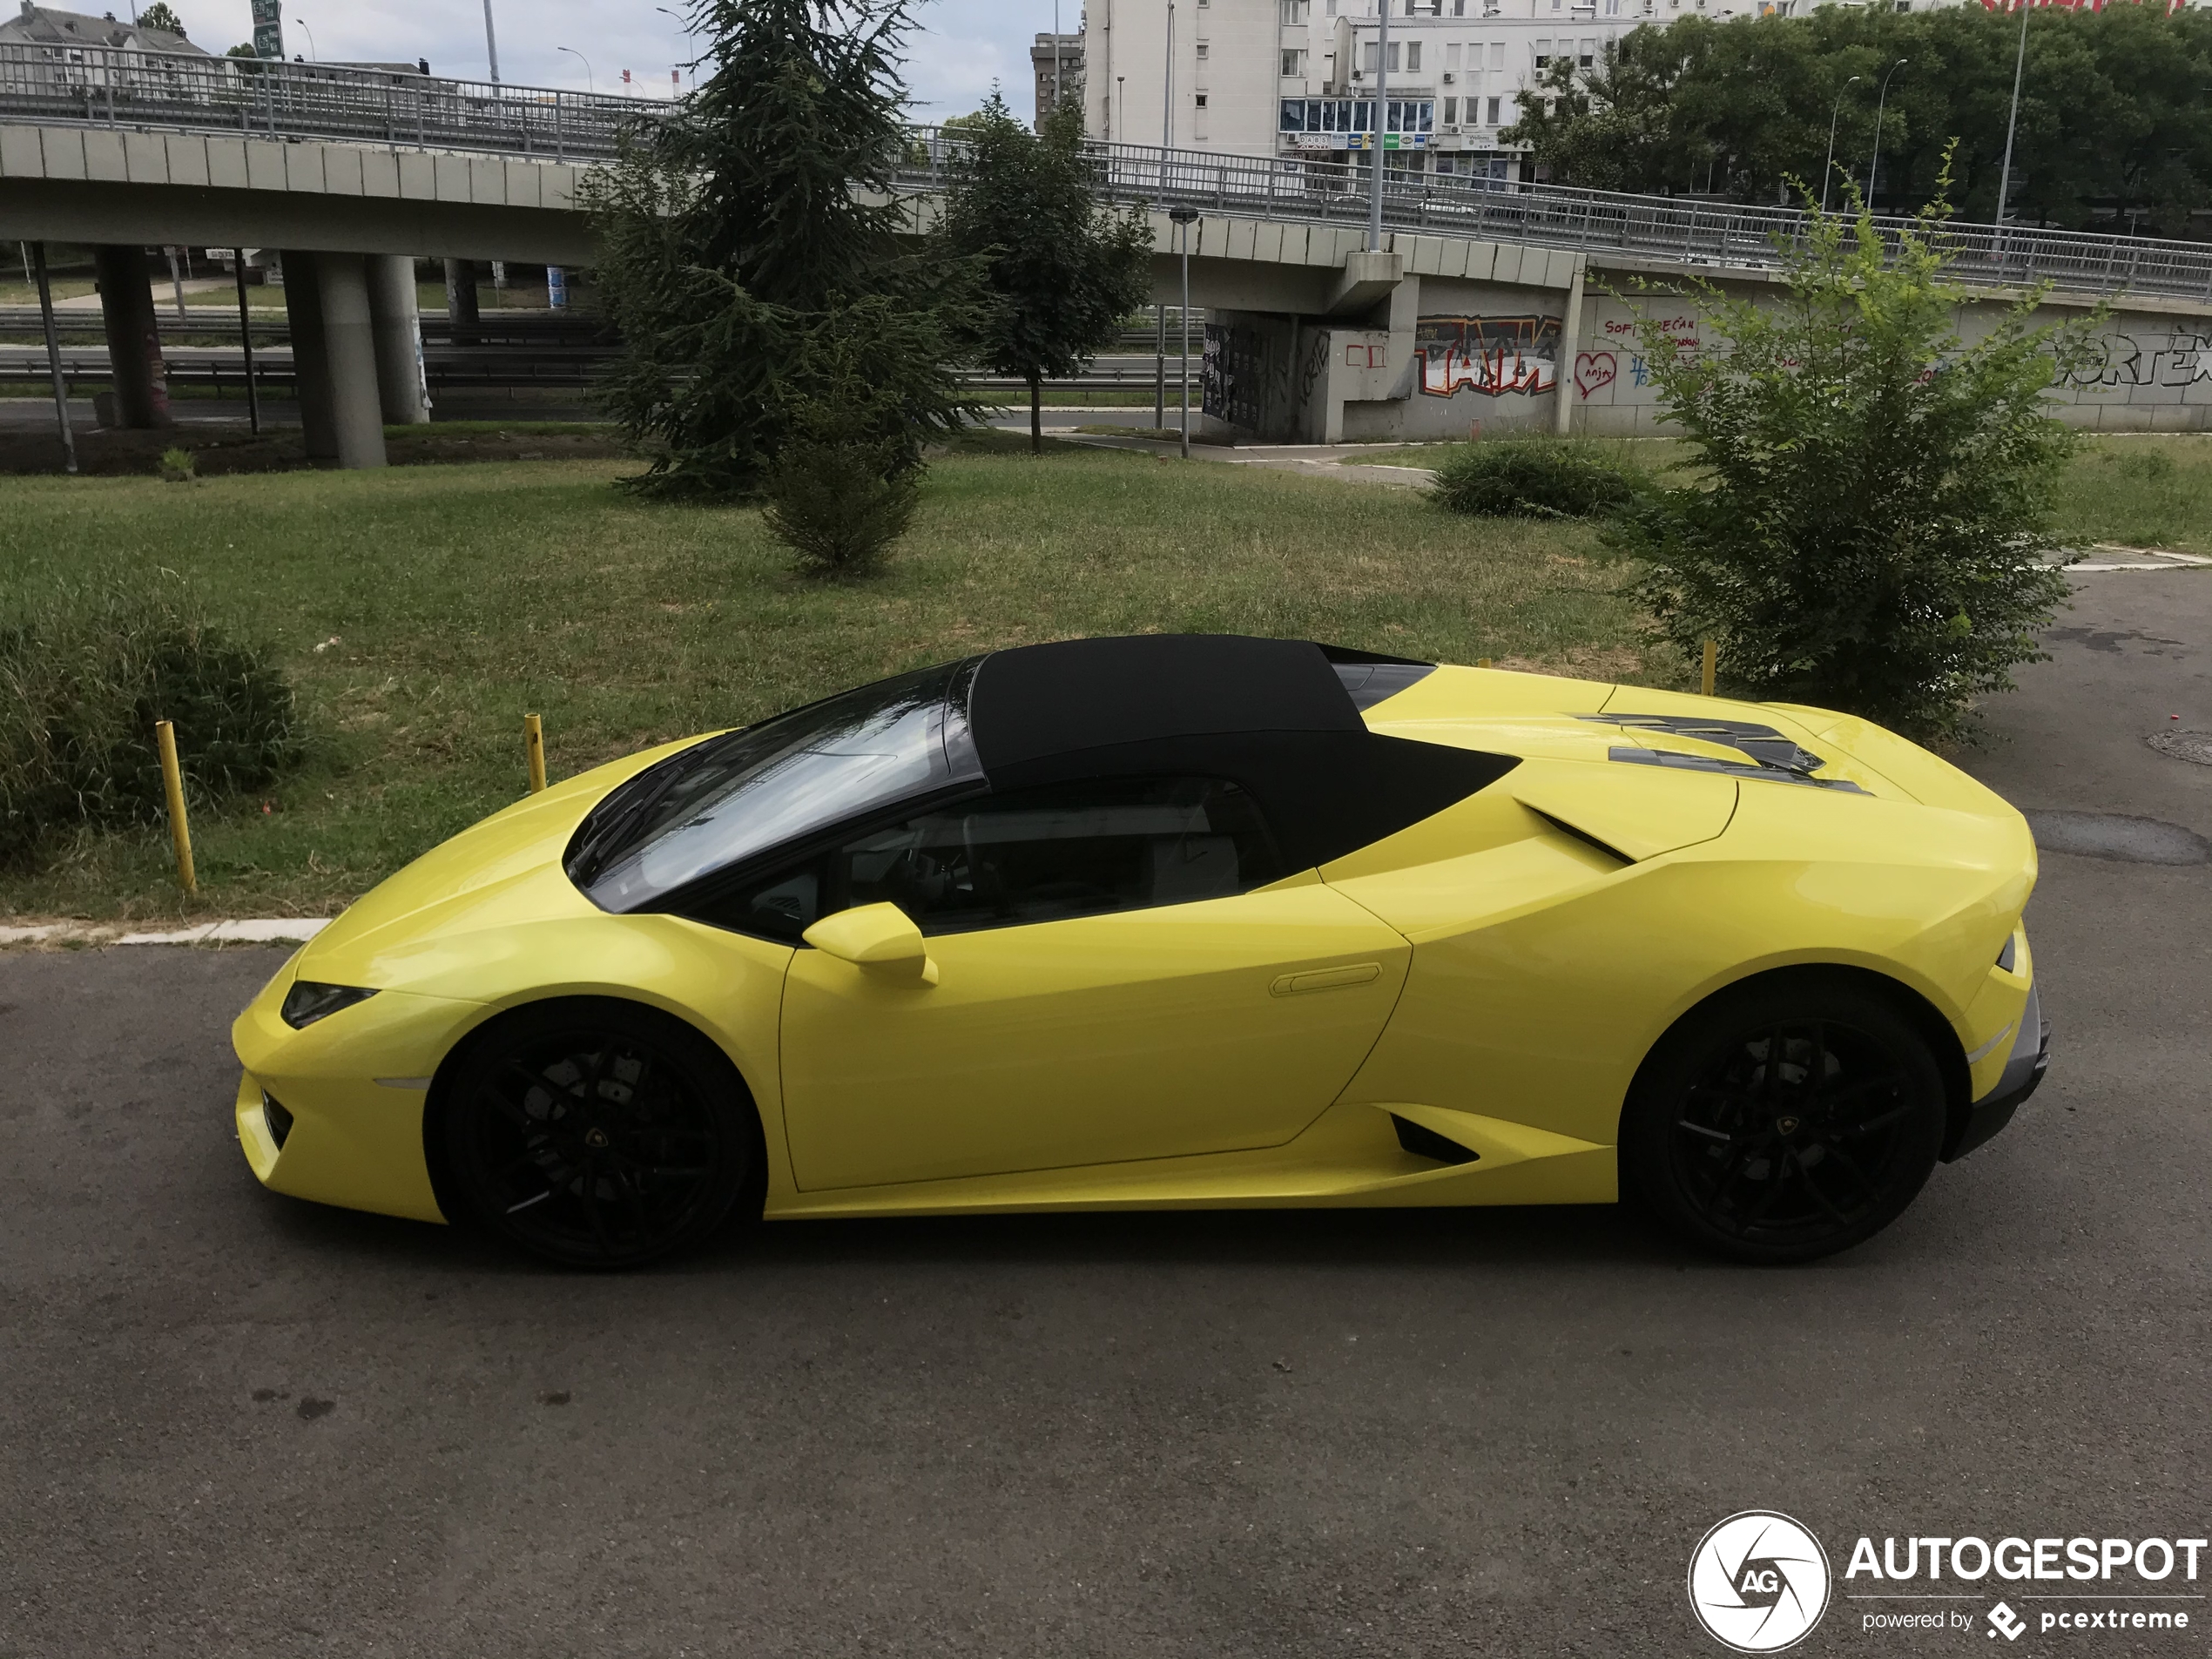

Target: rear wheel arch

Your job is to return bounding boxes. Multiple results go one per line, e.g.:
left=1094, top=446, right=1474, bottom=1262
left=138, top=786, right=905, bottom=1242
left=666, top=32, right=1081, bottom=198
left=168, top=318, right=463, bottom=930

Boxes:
left=1618, top=963, right=1964, bottom=1263
left=1628, top=963, right=1971, bottom=1147
left=421, top=995, right=769, bottom=1245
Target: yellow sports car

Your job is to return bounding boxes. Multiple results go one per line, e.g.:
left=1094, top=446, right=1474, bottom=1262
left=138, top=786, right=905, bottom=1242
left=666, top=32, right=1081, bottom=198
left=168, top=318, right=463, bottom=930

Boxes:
left=233, top=636, right=2047, bottom=1269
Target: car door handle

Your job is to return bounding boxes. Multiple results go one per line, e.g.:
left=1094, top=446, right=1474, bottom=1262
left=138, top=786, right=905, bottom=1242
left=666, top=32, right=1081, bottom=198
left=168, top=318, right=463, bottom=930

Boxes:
left=1270, top=962, right=1384, bottom=997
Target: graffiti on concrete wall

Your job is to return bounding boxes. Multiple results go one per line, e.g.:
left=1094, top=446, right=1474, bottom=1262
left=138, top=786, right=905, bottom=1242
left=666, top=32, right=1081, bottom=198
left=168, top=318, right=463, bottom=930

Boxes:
left=2068, top=332, right=2212, bottom=391
left=1204, top=322, right=1273, bottom=429
left=1574, top=352, right=1617, bottom=398
left=1416, top=314, right=1561, bottom=398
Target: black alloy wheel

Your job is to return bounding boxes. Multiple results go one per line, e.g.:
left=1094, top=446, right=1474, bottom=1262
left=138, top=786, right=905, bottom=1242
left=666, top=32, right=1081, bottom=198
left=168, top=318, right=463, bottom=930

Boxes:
left=1621, top=979, right=1947, bottom=1264
left=442, top=999, right=757, bottom=1269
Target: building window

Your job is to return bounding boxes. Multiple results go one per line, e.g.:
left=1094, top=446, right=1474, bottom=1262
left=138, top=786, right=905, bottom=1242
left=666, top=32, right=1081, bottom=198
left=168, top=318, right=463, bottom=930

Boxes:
left=1489, top=41, right=1505, bottom=68
left=1406, top=42, right=1421, bottom=71
left=1197, top=42, right=1210, bottom=57
left=1442, top=96, right=1458, bottom=121
left=1195, top=92, right=1209, bottom=106
left=1446, top=41, right=1462, bottom=67
left=1579, top=37, right=1595, bottom=64
left=1281, top=48, right=1307, bottom=75
left=1281, top=0, right=1310, bottom=17
left=1487, top=95, right=1501, bottom=121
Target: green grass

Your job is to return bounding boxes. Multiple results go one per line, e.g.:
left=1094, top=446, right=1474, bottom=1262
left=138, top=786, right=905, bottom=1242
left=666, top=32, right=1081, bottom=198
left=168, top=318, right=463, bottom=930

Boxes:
left=396, top=420, right=613, bottom=437
left=2052, top=437, right=2212, bottom=553
left=1368, top=435, right=2212, bottom=555
left=0, top=276, right=98, bottom=307
left=0, top=448, right=1648, bottom=921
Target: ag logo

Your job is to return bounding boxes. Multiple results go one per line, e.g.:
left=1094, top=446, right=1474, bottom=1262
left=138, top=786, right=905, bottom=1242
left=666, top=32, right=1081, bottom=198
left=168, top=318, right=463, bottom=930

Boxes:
left=1688, top=1510, right=1832, bottom=1653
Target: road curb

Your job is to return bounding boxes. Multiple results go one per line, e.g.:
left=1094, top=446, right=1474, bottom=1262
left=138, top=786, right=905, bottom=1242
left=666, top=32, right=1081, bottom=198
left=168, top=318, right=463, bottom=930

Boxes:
left=0, top=918, right=330, bottom=949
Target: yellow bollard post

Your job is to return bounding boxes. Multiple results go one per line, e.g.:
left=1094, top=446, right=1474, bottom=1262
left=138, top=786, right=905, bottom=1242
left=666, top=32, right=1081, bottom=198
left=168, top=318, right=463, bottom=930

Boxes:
left=155, top=719, right=196, bottom=894
left=1478, top=658, right=1494, bottom=670
left=524, top=712, right=547, bottom=795
left=1700, top=638, right=1717, bottom=698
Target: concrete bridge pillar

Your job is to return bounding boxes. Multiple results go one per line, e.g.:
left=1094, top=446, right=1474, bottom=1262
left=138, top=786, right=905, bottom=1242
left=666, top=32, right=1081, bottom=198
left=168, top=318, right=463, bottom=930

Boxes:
left=314, top=253, right=388, bottom=469
left=280, top=251, right=339, bottom=460
left=443, top=258, right=480, bottom=344
left=367, top=254, right=431, bottom=425
left=91, top=246, right=171, bottom=428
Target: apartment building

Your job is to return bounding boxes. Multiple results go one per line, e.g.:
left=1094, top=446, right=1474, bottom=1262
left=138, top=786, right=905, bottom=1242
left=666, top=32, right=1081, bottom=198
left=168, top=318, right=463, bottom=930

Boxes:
left=1082, top=0, right=2010, bottom=177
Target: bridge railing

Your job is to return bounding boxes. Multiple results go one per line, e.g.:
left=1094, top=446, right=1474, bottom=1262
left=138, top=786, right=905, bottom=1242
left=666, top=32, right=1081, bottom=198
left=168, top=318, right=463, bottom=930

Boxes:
left=3, top=52, right=2203, bottom=303
left=0, top=42, right=647, bottom=160
left=899, top=127, right=2212, bottom=305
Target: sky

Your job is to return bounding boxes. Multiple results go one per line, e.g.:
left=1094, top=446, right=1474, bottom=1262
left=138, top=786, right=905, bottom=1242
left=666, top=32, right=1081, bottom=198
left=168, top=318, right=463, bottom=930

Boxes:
left=145, top=0, right=1069, bottom=115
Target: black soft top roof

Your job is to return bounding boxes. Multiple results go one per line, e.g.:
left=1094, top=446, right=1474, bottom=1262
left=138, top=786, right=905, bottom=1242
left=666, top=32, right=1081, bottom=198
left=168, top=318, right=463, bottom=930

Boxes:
left=967, top=635, right=1514, bottom=870
left=970, top=635, right=1370, bottom=769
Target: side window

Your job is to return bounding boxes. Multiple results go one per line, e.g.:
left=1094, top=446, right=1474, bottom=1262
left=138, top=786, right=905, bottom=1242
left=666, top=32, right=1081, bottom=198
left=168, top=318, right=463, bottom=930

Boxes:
left=718, top=778, right=1282, bottom=941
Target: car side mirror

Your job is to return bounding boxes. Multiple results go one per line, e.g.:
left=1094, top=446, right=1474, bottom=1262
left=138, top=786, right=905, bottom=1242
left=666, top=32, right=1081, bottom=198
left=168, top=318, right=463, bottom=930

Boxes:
left=802, top=902, right=940, bottom=986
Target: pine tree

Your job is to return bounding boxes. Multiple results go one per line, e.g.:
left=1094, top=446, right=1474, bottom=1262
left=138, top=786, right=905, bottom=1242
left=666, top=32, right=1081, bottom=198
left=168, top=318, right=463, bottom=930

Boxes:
left=936, top=94, right=1155, bottom=453
left=588, top=0, right=980, bottom=498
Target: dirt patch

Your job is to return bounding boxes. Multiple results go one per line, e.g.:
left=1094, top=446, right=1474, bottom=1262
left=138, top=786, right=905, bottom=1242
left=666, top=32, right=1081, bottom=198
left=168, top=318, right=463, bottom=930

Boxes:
left=0, top=422, right=629, bottom=476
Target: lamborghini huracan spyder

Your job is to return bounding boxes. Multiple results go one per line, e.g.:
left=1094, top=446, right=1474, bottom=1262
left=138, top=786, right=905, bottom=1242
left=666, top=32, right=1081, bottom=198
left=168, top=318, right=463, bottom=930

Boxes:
left=233, top=636, right=2048, bottom=1266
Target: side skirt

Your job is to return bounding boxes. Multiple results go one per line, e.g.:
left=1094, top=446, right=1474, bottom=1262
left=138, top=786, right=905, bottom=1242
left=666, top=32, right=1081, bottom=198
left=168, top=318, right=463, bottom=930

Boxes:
left=765, top=1096, right=1616, bottom=1219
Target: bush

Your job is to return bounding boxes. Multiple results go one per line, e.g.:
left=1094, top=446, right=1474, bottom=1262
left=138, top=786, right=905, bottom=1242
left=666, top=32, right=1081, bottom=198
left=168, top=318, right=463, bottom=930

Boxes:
left=0, top=581, right=301, bottom=867
left=157, top=446, right=196, bottom=482
left=1607, top=172, right=2095, bottom=743
left=1430, top=440, right=1639, bottom=519
left=761, top=432, right=921, bottom=578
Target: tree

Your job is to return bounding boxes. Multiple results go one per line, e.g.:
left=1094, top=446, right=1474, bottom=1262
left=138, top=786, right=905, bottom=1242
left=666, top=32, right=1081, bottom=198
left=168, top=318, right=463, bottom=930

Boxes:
left=136, top=1, right=187, bottom=37
left=1606, top=171, right=2099, bottom=743
left=586, top=0, right=980, bottom=500
left=934, top=93, right=1153, bottom=452
left=1506, top=6, right=2212, bottom=233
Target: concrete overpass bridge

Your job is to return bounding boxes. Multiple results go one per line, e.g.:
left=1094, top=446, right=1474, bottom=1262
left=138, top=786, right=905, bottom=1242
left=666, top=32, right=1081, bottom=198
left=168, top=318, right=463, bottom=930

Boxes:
left=4, top=42, right=2207, bottom=466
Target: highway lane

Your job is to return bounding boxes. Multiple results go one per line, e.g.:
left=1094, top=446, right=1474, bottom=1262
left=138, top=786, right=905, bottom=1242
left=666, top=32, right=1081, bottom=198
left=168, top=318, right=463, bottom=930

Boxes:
left=0, top=572, right=2205, bottom=1656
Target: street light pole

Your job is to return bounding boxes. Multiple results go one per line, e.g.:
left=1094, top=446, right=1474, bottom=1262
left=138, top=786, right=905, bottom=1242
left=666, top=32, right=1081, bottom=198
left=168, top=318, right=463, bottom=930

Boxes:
left=1368, top=0, right=1389, bottom=252
left=290, top=16, right=315, bottom=59
left=1992, top=1, right=2029, bottom=263
left=1170, top=207, right=1198, bottom=459
left=1157, top=0, right=1174, bottom=431
left=482, top=0, right=501, bottom=82
left=1820, top=75, right=1859, bottom=214
left=31, top=242, right=76, bottom=475
left=556, top=45, right=594, bottom=94
left=1865, top=57, right=1906, bottom=213
left=1053, top=0, right=1062, bottom=112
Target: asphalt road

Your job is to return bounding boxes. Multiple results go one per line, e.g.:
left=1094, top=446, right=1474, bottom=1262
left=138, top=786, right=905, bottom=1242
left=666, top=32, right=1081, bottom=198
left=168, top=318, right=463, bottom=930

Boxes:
left=2, top=574, right=2207, bottom=1659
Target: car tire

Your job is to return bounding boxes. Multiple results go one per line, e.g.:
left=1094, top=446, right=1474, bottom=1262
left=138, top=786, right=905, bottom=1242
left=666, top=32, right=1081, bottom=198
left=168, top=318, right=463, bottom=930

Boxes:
left=441, top=998, right=759, bottom=1270
left=1619, top=976, right=1948, bottom=1264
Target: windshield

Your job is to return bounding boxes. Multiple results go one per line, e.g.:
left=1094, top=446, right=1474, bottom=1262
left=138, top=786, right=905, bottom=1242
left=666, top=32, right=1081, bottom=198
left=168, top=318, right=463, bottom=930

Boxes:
left=568, top=659, right=981, bottom=913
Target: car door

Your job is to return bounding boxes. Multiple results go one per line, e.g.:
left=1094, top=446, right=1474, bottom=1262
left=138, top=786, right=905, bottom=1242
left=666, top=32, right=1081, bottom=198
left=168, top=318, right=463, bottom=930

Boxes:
left=767, top=775, right=1412, bottom=1190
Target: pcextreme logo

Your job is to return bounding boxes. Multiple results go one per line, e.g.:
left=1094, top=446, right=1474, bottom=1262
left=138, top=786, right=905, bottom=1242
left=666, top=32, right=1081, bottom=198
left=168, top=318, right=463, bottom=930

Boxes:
left=1688, top=1511, right=1833, bottom=1654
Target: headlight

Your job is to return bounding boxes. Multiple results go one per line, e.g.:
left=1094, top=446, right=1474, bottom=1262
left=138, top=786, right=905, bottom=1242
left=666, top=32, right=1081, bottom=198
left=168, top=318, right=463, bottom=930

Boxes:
left=280, top=981, right=380, bottom=1029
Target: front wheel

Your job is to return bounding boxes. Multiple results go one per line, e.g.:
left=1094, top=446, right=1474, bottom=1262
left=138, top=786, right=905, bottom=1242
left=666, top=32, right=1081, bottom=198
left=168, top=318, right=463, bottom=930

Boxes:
left=1620, top=979, right=1948, bottom=1264
left=441, top=999, right=758, bottom=1269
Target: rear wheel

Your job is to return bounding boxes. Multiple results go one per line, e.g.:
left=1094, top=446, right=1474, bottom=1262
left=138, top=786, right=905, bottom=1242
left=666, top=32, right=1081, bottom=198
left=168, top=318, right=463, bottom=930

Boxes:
left=442, top=1000, right=757, bottom=1269
left=1621, top=979, right=1947, bottom=1264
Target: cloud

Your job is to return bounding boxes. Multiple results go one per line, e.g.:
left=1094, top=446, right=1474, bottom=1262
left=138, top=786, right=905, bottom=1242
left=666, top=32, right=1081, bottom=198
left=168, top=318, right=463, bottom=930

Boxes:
left=155, top=0, right=1064, bottom=113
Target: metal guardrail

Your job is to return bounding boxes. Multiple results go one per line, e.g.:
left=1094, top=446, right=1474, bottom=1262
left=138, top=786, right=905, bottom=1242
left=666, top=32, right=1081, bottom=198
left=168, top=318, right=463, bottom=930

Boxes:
left=898, top=128, right=2212, bottom=305
left=0, top=42, right=646, bottom=161
left=2, top=49, right=2202, bottom=303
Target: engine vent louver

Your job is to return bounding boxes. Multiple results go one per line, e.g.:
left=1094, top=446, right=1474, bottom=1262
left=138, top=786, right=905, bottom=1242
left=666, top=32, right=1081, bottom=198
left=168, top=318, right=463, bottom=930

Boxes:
left=1585, top=714, right=1866, bottom=791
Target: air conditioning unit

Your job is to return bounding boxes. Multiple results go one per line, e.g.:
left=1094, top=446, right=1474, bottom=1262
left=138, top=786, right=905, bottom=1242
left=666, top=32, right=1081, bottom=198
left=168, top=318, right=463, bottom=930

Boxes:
left=1441, top=71, right=1456, bottom=82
